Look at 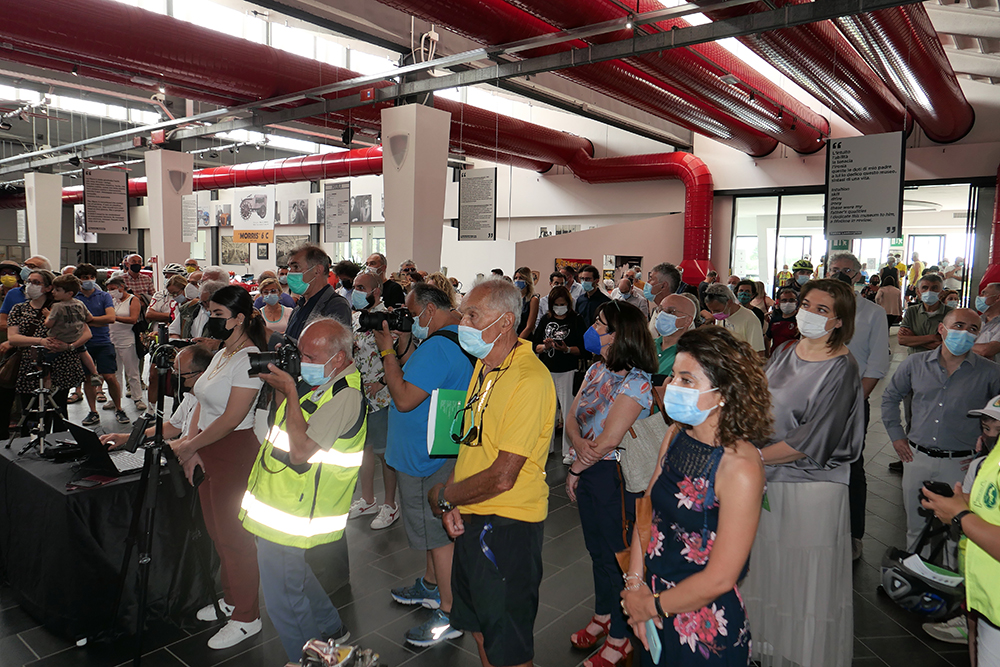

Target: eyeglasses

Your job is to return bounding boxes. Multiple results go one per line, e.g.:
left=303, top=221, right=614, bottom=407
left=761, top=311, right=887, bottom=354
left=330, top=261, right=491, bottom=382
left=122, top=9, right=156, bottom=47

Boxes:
left=449, top=354, right=516, bottom=447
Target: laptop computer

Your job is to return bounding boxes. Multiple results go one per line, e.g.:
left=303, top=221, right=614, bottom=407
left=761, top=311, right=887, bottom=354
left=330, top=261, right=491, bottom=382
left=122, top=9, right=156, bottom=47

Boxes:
left=65, top=421, right=146, bottom=477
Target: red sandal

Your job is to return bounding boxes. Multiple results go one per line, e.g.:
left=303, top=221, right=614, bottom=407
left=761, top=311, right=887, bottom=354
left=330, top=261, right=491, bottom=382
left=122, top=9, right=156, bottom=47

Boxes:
left=584, top=638, right=632, bottom=667
left=571, top=615, right=611, bottom=649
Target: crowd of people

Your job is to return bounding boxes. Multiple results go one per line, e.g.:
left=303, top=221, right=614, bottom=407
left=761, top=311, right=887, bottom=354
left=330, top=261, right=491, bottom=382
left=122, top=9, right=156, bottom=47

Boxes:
left=4, top=245, right=1000, bottom=667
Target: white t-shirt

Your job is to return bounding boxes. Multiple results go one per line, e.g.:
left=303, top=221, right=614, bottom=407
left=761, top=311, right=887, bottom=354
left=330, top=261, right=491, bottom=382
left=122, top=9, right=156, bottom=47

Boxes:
left=109, top=295, right=136, bottom=347
left=192, top=345, right=262, bottom=432
left=149, top=290, right=175, bottom=319
left=169, top=393, right=199, bottom=437
left=712, top=306, right=765, bottom=352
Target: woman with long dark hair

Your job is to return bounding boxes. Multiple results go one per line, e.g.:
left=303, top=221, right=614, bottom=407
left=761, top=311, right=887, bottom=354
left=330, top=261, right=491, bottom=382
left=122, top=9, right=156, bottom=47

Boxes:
left=566, top=300, right=657, bottom=667
left=170, top=285, right=268, bottom=650
left=621, top=327, right=771, bottom=666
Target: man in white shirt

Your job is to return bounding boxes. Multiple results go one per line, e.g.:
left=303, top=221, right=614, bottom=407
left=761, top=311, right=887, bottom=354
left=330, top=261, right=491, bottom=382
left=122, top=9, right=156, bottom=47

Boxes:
left=169, top=280, right=227, bottom=341
left=612, top=277, right=649, bottom=318
left=973, top=282, right=1000, bottom=363
left=702, top=283, right=765, bottom=354
left=828, top=252, right=892, bottom=560
left=559, top=265, right=585, bottom=302
left=100, top=345, right=213, bottom=449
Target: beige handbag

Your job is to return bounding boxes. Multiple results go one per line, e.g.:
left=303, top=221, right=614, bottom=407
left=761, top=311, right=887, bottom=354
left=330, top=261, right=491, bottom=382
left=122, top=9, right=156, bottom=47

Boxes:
left=619, top=389, right=675, bottom=493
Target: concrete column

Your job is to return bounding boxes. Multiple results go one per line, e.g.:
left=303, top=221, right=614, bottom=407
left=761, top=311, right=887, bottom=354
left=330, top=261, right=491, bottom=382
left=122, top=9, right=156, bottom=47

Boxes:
left=145, top=150, right=193, bottom=289
left=24, top=172, right=63, bottom=267
left=380, top=104, right=452, bottom=272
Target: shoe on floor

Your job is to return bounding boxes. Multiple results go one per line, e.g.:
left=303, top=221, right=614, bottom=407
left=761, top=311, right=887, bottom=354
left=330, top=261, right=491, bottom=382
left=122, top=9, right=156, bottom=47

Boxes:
left=923, top=616, right=969, bottom=644
left=370, top=503, right=399, bottom=530
left=322, top=626, right=351, bottom=645
left=115, top=409, right=131, bottom=424
left=888, top=460, right=903, bottom=474
left=207, top=618, right=262, bottom=649
left=196, top=598, right=235, bottom=621
left=348, top=497, right=378, bottom=519
left=66, top=393, right=82, bottom=404
left=82, top=411, right=100, bottom=426
left=134, top=399, right=147, bottom=412
left=125, top=389, right=131, bottom=399
left=391, top=576, right=441, bottom=609
left=852, top=538, right=863, bottom=561
left=102, top=401, right=116, bottom=411
left=405, top=609, right=462, bottom=647
left=89, top=376, right=103, bottom=387
left=562, top=454, right=574, bottom=465
left=95, top=391, right=107, bottom=403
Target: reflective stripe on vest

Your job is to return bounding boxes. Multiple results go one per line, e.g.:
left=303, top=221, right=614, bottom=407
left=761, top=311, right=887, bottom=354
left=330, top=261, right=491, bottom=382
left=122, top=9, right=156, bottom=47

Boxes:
left=265, top=426, right=365, bottom=468
left=241, top=491, right=348, bottom=537
left=966, top=443, right=1000, bottom=625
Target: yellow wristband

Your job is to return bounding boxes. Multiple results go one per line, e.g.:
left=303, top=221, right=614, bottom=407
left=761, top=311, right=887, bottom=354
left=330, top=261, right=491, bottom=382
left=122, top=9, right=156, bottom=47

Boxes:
left=380, top=349, right=394, bottom=358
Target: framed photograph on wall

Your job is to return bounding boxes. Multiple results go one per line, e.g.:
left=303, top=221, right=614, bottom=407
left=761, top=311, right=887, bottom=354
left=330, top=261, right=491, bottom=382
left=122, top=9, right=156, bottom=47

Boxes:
left=7, top=245, right=23, bottom=263
left=257, top=244, right=269, bottom=260
left=276, top=235, right=309, bottom=267
left=220, top=235, right=250, bottom=265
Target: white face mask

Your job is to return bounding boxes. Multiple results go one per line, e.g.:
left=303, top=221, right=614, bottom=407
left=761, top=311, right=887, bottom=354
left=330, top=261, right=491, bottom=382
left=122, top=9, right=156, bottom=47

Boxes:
left=184, top=283, right=200, bottom=300
left=796, top=308, right=835, bottom=339
left=553, top=305, right=569, bottom=316
left=25, top=283, right=44, bottom=300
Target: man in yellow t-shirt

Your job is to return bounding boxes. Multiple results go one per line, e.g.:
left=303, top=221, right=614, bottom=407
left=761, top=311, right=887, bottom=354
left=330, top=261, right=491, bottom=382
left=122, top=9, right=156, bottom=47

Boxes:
left=429, top=278, right=556, bottom=667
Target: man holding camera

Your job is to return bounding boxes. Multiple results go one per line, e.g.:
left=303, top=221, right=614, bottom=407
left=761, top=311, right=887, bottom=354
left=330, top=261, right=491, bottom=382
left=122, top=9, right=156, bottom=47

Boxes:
left=285, top=245, right=351, bottom=343
left=347, top=272, right=399, bottom=529
left=239, top=318, right=364, bottom=662
left=374, top=283, right=474, bottom=647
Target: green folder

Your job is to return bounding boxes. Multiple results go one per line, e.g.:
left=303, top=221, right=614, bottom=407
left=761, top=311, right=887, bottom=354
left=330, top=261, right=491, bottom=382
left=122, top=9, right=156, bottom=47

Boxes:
left=427, top=388, right=468, bottom=457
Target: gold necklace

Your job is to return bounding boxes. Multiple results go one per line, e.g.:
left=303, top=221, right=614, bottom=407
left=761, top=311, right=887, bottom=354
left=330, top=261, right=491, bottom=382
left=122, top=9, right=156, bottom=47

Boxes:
left=206, top=335, right=249, bottom=381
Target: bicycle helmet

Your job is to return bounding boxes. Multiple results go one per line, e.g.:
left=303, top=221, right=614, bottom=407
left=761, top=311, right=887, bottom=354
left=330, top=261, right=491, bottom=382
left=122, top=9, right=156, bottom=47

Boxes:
left=162, top=263, right=185, bottom=276
left=791, top=259, right=813, bottom=272
left=880, top=546, right=964, bottom=620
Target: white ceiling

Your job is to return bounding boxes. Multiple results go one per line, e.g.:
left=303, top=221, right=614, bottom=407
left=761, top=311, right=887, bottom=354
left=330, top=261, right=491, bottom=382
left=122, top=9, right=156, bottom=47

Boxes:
left=927, top=0, right=1000, bottom=85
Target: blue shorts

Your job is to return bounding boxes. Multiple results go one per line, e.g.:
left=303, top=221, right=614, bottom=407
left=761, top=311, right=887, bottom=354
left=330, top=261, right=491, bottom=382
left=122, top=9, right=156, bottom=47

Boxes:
left=85, top=342, right=117, bottom=375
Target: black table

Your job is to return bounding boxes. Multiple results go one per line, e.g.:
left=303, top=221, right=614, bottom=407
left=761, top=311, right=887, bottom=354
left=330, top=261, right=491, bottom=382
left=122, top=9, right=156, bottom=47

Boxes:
left=0, top=433, right=214, bottom=641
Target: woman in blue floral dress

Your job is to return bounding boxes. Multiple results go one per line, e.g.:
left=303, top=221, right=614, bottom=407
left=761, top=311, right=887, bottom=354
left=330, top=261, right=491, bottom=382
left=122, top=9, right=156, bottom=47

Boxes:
left=621, top=327, right=771, bottom=666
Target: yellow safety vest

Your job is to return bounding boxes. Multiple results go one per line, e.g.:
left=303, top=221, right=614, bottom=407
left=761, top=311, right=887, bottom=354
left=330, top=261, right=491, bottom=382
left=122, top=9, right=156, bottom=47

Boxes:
left=240, top=370, right=367, bottom=549
left=965, top=443, right=1000, bottom=625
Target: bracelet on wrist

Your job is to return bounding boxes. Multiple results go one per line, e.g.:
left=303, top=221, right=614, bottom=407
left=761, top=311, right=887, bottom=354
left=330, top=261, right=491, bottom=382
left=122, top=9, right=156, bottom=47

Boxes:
left=624, top=581, right=643, bottom=591
left=567, top=469, right=581, bottom=477
left=653, top=592, right=669, bottom=618
left=380, top=349, right=394, bottom=359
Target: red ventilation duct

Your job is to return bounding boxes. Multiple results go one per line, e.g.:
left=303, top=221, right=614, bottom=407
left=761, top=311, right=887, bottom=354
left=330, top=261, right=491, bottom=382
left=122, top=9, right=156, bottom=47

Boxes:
left=833, top=5, right=974, bottom=144
left=979, top=164, right=1000, bottom=294
left=566, top=150, right=714, bottom=282
left=374, top=0, right=777, bottom=156
left=505, top=0, right=829, bottom=153
left=689, top=0, right=912, bottom=137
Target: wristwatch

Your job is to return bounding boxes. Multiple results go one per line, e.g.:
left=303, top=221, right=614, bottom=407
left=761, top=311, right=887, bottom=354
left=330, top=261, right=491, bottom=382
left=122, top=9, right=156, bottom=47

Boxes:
left=952, top=510, right=972, bottom=537
left=437, top=488, right=455, bottom=513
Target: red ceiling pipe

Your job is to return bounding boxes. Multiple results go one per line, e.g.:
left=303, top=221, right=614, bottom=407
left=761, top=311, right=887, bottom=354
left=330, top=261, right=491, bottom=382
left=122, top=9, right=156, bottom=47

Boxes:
left=978, top=164, right=1000, bottom=293
left=833, top=5, right=974, bottom=144
left=375, top=0, right=777, bottom=156
left=566, top=149, right=714, bottom=282
left=504, top=0, right=829, bottom=153
left=689, top=0, right=912, bottom=137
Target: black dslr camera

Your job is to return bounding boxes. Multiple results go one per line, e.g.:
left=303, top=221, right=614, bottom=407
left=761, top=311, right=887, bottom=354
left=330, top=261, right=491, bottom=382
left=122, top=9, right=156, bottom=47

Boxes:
left=357, top=309, right=414, bottom=333
left=248, top=342, right=302, bottom=377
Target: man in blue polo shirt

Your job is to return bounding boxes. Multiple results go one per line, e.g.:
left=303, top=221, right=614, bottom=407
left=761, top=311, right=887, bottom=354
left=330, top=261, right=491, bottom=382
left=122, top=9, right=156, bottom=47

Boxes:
left=373, top=283, right=474, bottom=648
left=75, top=264, right=128, bottom=426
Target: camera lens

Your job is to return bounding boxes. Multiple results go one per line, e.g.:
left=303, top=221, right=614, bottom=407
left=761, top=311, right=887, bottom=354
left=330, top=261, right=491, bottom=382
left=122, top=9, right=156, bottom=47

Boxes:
left=247, top=351, right=277, bottom=376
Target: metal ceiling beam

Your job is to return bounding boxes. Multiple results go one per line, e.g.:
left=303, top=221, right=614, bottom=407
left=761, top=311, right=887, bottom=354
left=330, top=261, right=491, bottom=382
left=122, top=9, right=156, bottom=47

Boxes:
left=926, top=3, right=1000, bottom=41
left=944, top=48, right=1000, bottom=80
left=1, top=0, right=920, bottom=175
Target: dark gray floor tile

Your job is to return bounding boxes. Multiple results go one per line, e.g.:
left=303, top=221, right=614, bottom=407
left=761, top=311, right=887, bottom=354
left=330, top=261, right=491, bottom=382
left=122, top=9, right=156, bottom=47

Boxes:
left=111, top=648, right=187, bottom=667
left=529, top=604, right=595, bottom=667
left=543, top=505, right=582, bottom=539
left=0, top=606, right=40, bottom=640
left=166, top=613, right=278, bottom=667
left=853, top=594, right=909, bottom=639
left=0, top=586, right=18, bottom=613
left=18, top=626, right=75, bottom=660
left=356, top=631, right=416, bottom=667
left=852, top=657, right=889, bottom=667
left=368, top=547, right=427, bottom=580
left=864, top=635, right=954, bottom=667
left=328, top=563, right=405, bottom=608
left=211, top=637, right=289, bottom=667
left=855, top=637, right=876, bottom=657
left=398, top=641, right=482, bottom=667
left=534, top=603, right=565, bottom=633
left=540, top=527, right=587, bottom=570
left=0, top=635, right=37, bottom=667
left=336, top=588, right=421, bottom=641
left=538, top=559, right=595, bottom=613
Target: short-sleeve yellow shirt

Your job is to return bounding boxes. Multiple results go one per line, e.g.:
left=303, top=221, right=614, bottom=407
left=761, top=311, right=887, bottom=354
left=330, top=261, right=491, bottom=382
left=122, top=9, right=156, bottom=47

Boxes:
left=453, top=340, right=556, bottom=523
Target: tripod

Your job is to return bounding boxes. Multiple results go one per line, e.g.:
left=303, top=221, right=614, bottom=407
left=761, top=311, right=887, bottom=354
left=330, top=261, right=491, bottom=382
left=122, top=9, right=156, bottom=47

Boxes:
left=109, top=328, right=221, bottom=667
left=5, top=346, right=66, bottom=455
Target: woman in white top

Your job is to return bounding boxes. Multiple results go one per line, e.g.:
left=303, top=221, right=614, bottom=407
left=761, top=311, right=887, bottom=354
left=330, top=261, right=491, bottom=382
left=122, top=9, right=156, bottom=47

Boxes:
left=170, top=285, right=267, bottom=650
left=106, top=276, right=145, bottom=412
left=257, top=277, right=291, bottom=336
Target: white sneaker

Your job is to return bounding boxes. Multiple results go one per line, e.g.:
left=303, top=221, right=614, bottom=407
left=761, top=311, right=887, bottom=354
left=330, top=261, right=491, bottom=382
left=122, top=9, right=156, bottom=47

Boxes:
left=370, top=504, right=399, bottom=530
left=196, top=598, right=235, bottom=622
left=922, top=616, right=969, bottom=644
left=207, top=618, right=262, bottom=649
left=562, top=454, right=574, bottom=465
left=134, top=399, right=147, bottom=412
left=102, top=401, right=116, bottom=411
left=348, top=498, right=378, bottom=519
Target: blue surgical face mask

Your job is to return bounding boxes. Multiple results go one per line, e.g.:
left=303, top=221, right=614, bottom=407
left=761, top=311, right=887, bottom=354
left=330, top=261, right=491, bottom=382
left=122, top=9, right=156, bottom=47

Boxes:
left=977, top=295, right=990, bottom=313
left=81, top=279, right=97, bottom=292
left=300, top=355, right=334, bottom=387
left=410, top=306, right=429, bottom=341
left=458, top=314, right=504, bottom=359
left=944, top=329, right=977, bottom=356
left=796, top=274, right=809, bottom=285
left=20, top=266, right=31, bottom=281
left=920, top=291, right=940, bottom=306
left=583, top=325, right=606, bottom=356
left=514, top=280, right=526, bottom=290
left=580, top=280, right=593, bottom=293
left=663, top=384, right=719, bottom=426
left=278, top=274, right=288, bottom=285
left=351, top=289, right=370, bottom=310
left=262, top=293, right=280, bottom=306
left=654, top=311, right=680, bottom=337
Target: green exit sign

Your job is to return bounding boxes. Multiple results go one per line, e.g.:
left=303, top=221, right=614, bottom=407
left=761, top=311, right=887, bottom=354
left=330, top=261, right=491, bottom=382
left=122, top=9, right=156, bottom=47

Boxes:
left=889, top=237, right=904, bottom=248
left=831, top=239, right=850, bottom=250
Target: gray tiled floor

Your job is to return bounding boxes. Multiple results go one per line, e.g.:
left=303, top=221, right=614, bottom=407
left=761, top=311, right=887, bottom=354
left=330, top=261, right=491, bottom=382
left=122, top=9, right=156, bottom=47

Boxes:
left=0, top=335, right=976, bottom=666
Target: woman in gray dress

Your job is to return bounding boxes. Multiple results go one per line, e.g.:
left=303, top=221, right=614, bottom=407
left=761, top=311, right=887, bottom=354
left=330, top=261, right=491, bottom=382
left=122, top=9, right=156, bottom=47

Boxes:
left=743, top=278, right=865, bottom=667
